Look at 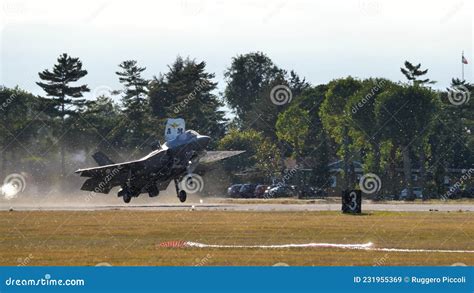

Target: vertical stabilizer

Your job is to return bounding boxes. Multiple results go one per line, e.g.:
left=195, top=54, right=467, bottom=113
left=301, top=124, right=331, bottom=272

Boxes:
left=165, top=118, right=185, bottom=142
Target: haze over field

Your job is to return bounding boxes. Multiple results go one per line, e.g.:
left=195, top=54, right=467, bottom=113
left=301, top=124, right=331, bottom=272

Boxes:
left=0, top=0, right=472, bottom=101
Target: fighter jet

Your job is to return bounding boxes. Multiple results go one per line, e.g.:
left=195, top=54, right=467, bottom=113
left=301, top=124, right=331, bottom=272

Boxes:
left=75, top=119, right=244, bottom=203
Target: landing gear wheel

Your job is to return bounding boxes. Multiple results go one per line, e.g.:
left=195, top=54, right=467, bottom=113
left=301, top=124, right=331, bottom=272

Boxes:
left=123, top=193, right=131, bottom=203
left=119, top=187, right=133, bottom=203
left=178, top=190, right=187, bottom=203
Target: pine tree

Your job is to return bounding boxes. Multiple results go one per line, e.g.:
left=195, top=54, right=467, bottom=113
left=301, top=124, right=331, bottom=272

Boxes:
left=148, top=56, right=227, bottom=142
left=400, top=61, right=436, bottom=86
left=116, top=60, right=148, bottom=114
left=115, top=60, right=149, bottom=147
left=36, top=53, right=90, bottom=178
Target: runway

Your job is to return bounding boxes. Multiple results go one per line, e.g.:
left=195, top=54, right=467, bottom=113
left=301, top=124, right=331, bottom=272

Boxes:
left=2, top=202, right=473, bottom=212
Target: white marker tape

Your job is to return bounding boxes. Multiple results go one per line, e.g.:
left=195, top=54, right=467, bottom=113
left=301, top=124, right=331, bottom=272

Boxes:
left=182, top=241, right=474, bottom=253
left=185, top=242, right=373, bottom=249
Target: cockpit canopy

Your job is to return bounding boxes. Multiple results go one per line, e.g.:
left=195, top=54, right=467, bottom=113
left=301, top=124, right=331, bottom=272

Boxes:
left=164, top=130, right=199, bottom=148
left=177, top=130, right=199, bottom=140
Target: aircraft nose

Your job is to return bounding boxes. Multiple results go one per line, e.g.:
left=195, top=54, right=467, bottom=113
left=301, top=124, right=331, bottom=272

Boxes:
left=197, top=135, right=211, bottom=147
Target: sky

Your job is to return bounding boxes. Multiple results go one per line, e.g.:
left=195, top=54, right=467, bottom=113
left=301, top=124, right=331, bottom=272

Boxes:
left=0, top=0, right=472, bottom=102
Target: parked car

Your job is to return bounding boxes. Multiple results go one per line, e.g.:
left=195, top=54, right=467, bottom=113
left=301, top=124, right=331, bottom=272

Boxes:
left=254, top=185, right=269, bottom=198
left=298, top=186, right=327, bottom=198
left=400, top=187, right=423, bottom=200
left=263, top=184, right=297, bottom=198
left=239, top=184, right=258, bottom=198
left=227, top=184, right=242, bottom=198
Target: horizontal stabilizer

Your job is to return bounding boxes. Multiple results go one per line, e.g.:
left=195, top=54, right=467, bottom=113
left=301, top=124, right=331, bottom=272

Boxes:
left=80, top=177, right=113, bottom=194
left=92, top=151, right=115, bottom=166
left=200, top=151, right=245, bottom=164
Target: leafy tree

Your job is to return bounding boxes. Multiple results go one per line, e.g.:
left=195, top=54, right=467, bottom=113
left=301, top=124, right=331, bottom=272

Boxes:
left=309, top=132, right=332, bottom=188
left=218, top=129, right=280, bottom=180
left=400, top=61, right=435, bottom=86
left=347, top=78, right=393, bottom=182
left=400, top=61, right=437, bottom=194
left=276, top=106, right=309, bottom=161
left=223, top=52, right=284, bottom=122
left=36, top=53, right=90, bottom=177
left=288, top=85, right=332, bottom=188
left=429, top=79, right=474, bottom=195
left=320, top=77, right=362, bottom=190
left=276, top=106, right=310, bottom=187
left=375, top=84, right=437, bottom=199
left=243, top=75, right=288, bottom=140
left=254, top=138, right=282, bottom=179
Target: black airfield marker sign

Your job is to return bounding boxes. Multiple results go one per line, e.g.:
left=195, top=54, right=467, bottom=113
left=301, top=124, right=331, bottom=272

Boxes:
left=342, top=190, right=362, bottom=214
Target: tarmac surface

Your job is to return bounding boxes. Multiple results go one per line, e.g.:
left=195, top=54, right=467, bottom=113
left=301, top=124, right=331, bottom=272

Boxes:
left=2, top=202, right=473, bottom=212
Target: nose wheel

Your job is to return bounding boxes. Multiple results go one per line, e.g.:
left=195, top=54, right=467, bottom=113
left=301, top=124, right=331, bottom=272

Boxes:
left=178, top=190, right=187, bottom=202
left=174, top=179, right=187, bottom=203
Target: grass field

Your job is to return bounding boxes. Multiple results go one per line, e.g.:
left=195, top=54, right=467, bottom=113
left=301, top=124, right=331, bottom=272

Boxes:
left=0, top=210, right=472, bottom=266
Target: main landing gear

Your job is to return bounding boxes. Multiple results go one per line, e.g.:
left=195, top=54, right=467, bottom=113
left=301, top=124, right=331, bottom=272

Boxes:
left=118, top=186, right=138, bottom=203
left=174, top=179, right=187, bottom=203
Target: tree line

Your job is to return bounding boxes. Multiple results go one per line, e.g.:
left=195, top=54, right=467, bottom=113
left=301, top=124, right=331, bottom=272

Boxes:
left=0, top=52, right=472, bottom=198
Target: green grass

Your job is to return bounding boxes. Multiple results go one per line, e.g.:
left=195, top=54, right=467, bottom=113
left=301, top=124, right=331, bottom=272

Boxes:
left=0, top=210, right=472, bottom=266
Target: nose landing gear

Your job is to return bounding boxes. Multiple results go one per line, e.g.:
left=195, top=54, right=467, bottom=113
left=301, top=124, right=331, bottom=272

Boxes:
left=178, top=190, right=187, bottom=203
left=174, top=179, right=187, bottom=203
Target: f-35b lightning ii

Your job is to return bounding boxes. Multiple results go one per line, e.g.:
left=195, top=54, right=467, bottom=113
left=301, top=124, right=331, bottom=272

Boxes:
left=75, top=119, right=244, bottom=203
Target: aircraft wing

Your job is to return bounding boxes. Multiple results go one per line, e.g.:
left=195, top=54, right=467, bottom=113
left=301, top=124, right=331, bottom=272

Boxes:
left=193, top=151, right=245, bottom=175
left=74, top=160, right=141, bottom=178
left=199, top=151, right=246, bottom=164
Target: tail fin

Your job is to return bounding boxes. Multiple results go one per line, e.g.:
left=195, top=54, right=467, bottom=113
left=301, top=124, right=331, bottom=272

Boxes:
left=165, top=118, right=185, bottom=142
left=92, top=151, right=114, bottom=166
